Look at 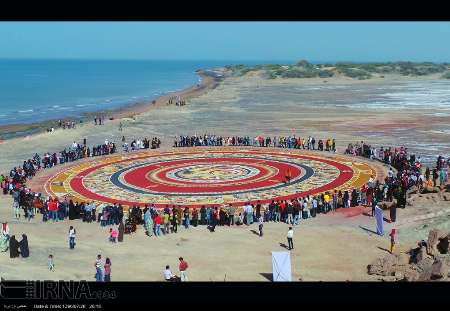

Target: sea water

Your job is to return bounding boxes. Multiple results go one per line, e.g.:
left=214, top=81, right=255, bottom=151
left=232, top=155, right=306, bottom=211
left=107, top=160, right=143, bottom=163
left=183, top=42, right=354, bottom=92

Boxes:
left=0, top=59, right=277, bottom=126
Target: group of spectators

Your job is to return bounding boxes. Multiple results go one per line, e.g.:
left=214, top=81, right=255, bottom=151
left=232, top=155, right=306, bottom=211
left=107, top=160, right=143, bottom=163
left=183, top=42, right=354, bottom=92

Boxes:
left=2, top=136, right=448, bottom=245
left=167, top=95, right=186, bottom=106
left=174, top=134, right=336, bottom=151
left=0, top=140, right=117, bottom=192
left=94, top=115, right=106, bottom=126
left=0, top=134, right=164, bottom=197
left=347, top=141, right=449, bottom=189
left=122, top=136, right=161, bottom=152
left=57, top=119, right=78, bottom=130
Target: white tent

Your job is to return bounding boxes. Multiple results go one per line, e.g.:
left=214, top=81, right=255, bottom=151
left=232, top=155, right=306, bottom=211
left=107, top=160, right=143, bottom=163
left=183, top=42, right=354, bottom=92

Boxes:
left=272, top=251, right=292, bottom=282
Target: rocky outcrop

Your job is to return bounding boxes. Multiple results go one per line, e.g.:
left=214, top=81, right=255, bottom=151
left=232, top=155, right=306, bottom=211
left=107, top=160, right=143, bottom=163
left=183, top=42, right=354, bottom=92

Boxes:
left=430, top=258, right=449, bottom=280
left=427, top=229, right=448, bottom=256
left=405, top=184, right=449, bottom=205
left=367, top=229, right=450, bottom=281
left=368, top=254, right=398, bottom=276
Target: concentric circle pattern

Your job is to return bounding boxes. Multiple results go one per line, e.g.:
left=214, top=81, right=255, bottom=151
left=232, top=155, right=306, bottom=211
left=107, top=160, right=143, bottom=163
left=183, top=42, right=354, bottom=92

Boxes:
left=44, top=148, right=377, bottom=208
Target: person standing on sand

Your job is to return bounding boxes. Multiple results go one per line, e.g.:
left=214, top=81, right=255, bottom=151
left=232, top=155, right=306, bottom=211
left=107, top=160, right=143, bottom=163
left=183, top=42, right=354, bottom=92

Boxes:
left=95, top=254, right=103, bottom=282
left=227, top=204, right=236, bottom=226
left=68, top=226, right=76, bottom=249
left=9, top=235, right=20, bottom=258
left=178, top=257, right=189, bottom=282
left=118, top=221, right=124, bottom=242
left=375, top=205, right=384, bottom=236
left=287, top=227, right=294, bottom=250
left=163, top=212, right=170, bottom=234
left=48, top=254, right=55, bottom=271
left=389, top=202, right=397, bottom=223
left=389, top=229, right=397, bottom=254
left=154, top=213, right=161, bottom=237
left=2, top=222, right=10, bottom=240
left=104, top=258, right=112, bottom=282
left=258, top=215, right=264, bottom=237
left=371, top=196, right=378, bottom=217
left=19, top=234, right=29, bottom=258
left=143, top=209, right=153, bottom=236
left=171, top=212, right=178, bottom=233
left=13, top=198, right=20, bottom=219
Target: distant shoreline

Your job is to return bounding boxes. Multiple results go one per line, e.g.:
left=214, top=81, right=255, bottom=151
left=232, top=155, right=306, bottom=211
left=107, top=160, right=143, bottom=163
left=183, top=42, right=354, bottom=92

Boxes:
left=0, top=69, right=224, bottom=141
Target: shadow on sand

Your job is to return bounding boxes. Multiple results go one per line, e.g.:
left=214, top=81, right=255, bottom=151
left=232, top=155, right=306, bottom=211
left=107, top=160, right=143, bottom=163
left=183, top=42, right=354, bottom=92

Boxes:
left=279, top=242, right=290, bottom=250
left=259, top=273, right=273, bottom=281
left=377, top=246, right=391, bottom=253
left=359, top=225, right=378, bottom=235
left=250, top=229, right=260, bottom=236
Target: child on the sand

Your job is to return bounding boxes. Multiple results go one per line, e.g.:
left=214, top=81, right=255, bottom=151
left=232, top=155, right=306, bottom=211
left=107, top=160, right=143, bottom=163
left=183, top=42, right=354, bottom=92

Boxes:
left=389, top=228, right=397, bottom=254
left=258, top=216, right=264, bottom=237
left=48, top=254, right=55, bottom=271
left=109, top=228, right=118, bottom=243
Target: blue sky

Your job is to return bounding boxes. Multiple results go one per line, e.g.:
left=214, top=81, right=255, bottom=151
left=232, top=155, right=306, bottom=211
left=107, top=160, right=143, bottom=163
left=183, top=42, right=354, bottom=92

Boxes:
left=0, top=22, right=449, bottom=62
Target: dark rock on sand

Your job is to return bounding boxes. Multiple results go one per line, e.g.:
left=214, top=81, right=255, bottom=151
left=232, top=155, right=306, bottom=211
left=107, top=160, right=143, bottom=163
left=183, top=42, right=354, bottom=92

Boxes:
left=368, top=229, right=450, bottom=281
left=430, top=259, right=449, bottom=280
left=427, top=229, right=448, bottom=257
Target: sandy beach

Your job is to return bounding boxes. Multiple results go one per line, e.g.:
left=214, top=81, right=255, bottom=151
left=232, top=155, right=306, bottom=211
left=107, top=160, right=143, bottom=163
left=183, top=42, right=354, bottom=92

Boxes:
left=1, top=70, right=449, bottom=281
left=1, top=190, right=448, bottom=281
left=2, top=70, right=449, bottom=172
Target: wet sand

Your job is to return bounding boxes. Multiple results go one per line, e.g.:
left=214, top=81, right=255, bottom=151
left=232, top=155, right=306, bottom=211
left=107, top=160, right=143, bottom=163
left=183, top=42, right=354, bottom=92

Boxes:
left=0, top=69, right=223, bottom=140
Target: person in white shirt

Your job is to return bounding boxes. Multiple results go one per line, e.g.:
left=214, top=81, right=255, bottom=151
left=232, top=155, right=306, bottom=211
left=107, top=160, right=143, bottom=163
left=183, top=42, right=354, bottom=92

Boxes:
left=95, top=254, right=103, bottom=282
left=164, top=265, right=178, bottom=282
left=245, top=203, right=253, bottom=225
left=388, top=167, right=394, bottom=179
left=69, top=226, right=76, bottom=249
left=303, top=200, right=309, bottom=218
left=258, top=216, right=264, bottom=237
left=287, top=227, right=294, bottom=250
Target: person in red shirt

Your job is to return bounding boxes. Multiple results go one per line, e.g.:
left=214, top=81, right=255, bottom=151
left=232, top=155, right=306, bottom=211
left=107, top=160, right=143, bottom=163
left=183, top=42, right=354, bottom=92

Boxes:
left=154, top=213, right=162, bottom=237
left=280, top=200, right=287, bottom=222
left=178, top=257, right=188, bottom=282
left=47, top=198, right=58, bottom=222
left=389, top=229, right=397, bottom=254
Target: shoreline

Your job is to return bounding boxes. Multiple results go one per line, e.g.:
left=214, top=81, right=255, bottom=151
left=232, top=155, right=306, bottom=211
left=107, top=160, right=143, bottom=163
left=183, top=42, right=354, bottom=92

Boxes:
left=0, top=69, right=225, bottom=141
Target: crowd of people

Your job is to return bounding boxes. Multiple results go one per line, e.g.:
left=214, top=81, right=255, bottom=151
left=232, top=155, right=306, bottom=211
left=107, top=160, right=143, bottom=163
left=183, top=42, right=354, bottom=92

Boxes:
left=46, top=119, right=81, bottom=133
left=167, top=95, right=186, bottom=106
left=0, top=221, right=29, bottom=259
left=1, top=130, right=449, bottom=281
left=0, top=134, right=163, bottom=197
left=122, top=136, right=161, bottom=152
left=94, top=115, right=106, bottom=126
left=174, top=134, right=336, bottom=151
left=347, top=141, right=449, bottom=189
left=0, top=139, right=118, bottom=193
left=57, top=119, right=79, bottom=130
left=3, top=138, right=447, bottom=241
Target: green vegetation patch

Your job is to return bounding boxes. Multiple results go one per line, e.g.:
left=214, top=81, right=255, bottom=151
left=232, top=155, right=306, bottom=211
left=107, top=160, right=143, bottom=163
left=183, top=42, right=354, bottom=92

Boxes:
left=224, top=61, right=449, bottom=80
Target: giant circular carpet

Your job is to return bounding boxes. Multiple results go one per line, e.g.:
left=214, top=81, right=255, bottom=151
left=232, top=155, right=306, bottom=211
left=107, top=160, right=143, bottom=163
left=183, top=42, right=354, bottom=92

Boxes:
left=44, top=148, right=377, bottom=207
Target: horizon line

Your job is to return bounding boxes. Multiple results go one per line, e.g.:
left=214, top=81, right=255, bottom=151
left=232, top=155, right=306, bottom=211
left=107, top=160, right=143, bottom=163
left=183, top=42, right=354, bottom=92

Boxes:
left=0, top=58, right=449, bottom=64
